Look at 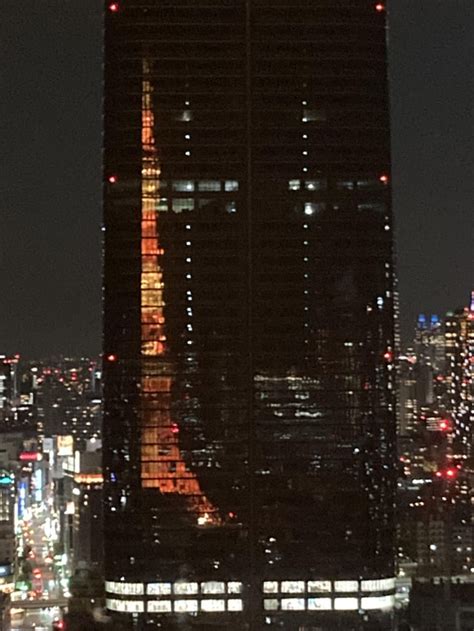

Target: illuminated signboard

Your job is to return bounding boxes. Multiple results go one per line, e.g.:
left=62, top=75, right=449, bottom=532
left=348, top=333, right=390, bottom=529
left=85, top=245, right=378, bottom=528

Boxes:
left=57, top=435, right=74, bottom=457
left=19, top=452, right=41, bottom=462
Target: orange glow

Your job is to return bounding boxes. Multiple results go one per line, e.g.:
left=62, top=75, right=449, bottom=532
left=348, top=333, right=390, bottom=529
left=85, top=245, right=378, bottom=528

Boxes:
left=139, top=60, right=218, bottom=524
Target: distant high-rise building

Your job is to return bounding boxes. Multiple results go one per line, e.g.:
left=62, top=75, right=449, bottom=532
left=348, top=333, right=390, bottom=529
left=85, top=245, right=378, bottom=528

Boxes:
left=103, top=2, right=397, bottom=629
left=444, top=295, right=474, bottom=459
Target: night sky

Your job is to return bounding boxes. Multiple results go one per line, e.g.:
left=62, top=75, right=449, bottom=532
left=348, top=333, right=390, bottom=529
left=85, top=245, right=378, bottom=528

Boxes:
left=1, top=1, right=472, bottom=358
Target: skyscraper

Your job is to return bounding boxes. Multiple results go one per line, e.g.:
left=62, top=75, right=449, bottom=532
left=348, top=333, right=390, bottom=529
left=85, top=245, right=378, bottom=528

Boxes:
left=103, top=2, right=397, bottom=629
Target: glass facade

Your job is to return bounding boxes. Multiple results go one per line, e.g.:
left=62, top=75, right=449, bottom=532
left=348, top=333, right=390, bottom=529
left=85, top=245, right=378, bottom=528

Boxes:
left=103, top=1, right=397, bottom=629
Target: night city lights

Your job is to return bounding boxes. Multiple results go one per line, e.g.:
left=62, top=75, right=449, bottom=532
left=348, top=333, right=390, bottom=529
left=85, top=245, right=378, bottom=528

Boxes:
left=1, top=2, right=472, bottom=631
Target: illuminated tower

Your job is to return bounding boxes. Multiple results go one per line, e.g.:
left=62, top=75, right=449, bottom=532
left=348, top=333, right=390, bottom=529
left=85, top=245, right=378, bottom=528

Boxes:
left=103, top=2, right=397, bottom=629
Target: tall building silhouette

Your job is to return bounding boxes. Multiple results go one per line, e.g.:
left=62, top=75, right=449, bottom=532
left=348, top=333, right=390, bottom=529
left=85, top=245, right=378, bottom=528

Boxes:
left=103, top=2, right=397, bottom=629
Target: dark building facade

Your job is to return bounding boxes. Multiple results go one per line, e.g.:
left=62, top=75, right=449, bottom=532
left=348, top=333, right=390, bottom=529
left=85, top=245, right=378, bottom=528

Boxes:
left=103, top=1, right=397, bottom=629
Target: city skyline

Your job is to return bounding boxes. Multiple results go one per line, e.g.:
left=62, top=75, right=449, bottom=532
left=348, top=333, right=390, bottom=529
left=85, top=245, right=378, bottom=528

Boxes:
left=1, top=0, right=472, bottom=357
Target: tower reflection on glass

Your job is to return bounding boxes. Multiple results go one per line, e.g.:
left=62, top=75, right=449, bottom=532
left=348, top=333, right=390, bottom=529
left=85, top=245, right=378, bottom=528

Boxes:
left=103, top=2, right=397, bottom=629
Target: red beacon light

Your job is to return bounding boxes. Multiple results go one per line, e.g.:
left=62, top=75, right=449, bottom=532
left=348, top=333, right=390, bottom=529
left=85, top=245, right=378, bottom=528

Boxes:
left=379, top=174, right=389, bottom=184
left=108, top=175, right=118, bottom=184
left=375, top=3, right=385, bottom=12
left=106, top=353, right=117, bottom=362
left=438, top=419, right=450, bottom=432
left=109, top=3, right=119, bottom=12
left=445, top=468, right=457, bottom=479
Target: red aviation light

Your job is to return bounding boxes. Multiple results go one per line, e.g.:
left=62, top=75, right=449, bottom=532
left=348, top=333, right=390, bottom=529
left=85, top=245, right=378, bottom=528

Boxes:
left=383, top=351, right=393, bottom=361
left=375, top=3, right=385, bottom=12
left=438, top=419, right=450, bottom=432
left=379, top=174, right=389, bottom=184
left=106, top=353, right=117, bottom=362
left=108, top=3, right=119, bottom=12
left=171, top=424, right=179, bottom=434
left=108, top=175, right=118, bottom=184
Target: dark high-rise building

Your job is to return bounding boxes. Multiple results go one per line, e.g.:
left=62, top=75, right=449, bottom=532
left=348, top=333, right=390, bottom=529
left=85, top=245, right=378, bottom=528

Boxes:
left=103, top=2, right=397, bottom=629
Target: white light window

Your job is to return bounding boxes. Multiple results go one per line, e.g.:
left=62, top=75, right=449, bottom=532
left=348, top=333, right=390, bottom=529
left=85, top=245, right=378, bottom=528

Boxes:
left=201, top=581, right=225, bottom=594
left=172, top=199, right=194, bottom=213
left=361, top=595, right=395, bottom=610
left=227, top=599, right=243, bottom=611
left=361, top=578, right=395, bottom=592
left=263, top=581, right=278, bottom=594
left=302, top=108, right=326, bottom=123
left=106, top=598, right=144, bottom=613
left=198, top=180, right=221, bottom=192
left=334, top=580, right=358, bottom=592
left=106, top=582, right=144, bottom=596
left=334, top=597, right=358, bottom=610
left=201, top=599, right=225, bottom=612
left=304, top=202, right=325, bottom=216
left=305, top=179, right=327, bottom=191
left=308, top=597, right=332, bottom=611
left=172, top=180, right=195, bottom=192
left=156, top=198, right=169, bottom=212
left=336, top=179, right=355, bottom=191
left=227, top=582, right=243, bottom=594
left=288, top=179, right=301, bottom=191
left=147, top=600, right=172, bottom=613
left=146, top=583, right=171, bottom=596
left=281, top=581, right=305, bottom=594
left=264, top=599, right=278, bottom=611
left=224, top=180, right=239, bottom=192
left=174, top=600, right=198, bottom=613
left=281, top=598, right=305, bottom=611
left=174, top=581, right=198, bottom=595
left=307, top=580, right=331, bottom=593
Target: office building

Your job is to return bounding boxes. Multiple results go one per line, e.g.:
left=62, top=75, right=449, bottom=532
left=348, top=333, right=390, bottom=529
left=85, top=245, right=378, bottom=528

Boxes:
left=103, top=2, right=397, bottom=629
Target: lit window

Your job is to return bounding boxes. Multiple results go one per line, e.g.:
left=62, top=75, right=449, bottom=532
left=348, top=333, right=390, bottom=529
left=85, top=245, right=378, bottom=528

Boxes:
left=173, top=581, right=198, bottom=595
left=304, top=202, right=326, bottom=216
left=105, top=581, right=144, bottom=595
left=361, top=578, right=395, bottom=592
left=281, top=598, right=305, bottom=611
left=263, top=581, right=278, bottom=594
left=361, top=595, right=394, bottom=610
left=302, top=108, right=326, bottom=123
left=198, top=180, right=221, bottom=192
left=264, top=599, right=278, bottom=611
left=307, top=581, right=331, bottom=593
left=174, top=600, right=198, bottom=613
left=201, top=599, right=225, bottom=612
left=281, top=581, right=305, bottom=594
left=288, top=179, right=301, bottom=191
left=172, top=180, right=195, bottom=192
left=147, top=600, right=172, bottom=613
left=224, top=180, right=239, bottom=192
left=226, top=201, right=237, bottom=213
left=336, top=179, right=355, bottom=190
left=334, top=580, right=358, bottom=592
left=227, top=582, right=242, bottom=594
left=156, top=198, right=169, bottom=212
left=172, top=199, right=194, bottom=213
left=146, top=583, right=171, bottom=595
left=201, top=581, right=225, bottom=594
left=308, top=598, right=332, bottom=611
left=227, top=599, right=243, bottom=611
left=305, top=179, right=327, bottom=191
left=106, top=598, right=144, bottom=613
left=334, top=597, right=358, bottom=610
